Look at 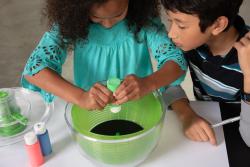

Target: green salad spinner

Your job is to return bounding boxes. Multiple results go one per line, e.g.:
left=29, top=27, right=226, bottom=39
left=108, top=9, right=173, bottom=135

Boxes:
left=0, top=90, right=28, bottom=137
left=65, top=88, right=165, bottom=167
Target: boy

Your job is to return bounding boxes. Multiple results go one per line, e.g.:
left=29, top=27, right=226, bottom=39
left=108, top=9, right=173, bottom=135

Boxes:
left=161, top=0, right=250, bottom=147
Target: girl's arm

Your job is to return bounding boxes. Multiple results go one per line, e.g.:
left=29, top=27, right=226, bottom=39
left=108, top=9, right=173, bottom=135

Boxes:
left=25, top=68, right=112, bottom=110
left=114, top=18, right=187, bottom=104
left=25, top=68, right=84, bottom=107
left=21, top=25, right=69, bottom=103
left=22, top=25, right=112, bottom=110
left=114, top=61, right=184, bottom=105
left=142, top=60, right=184, bottom=92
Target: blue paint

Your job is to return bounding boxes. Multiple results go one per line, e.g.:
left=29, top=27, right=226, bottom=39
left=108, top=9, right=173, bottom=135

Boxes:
left=37, top=129, right=52, bottom=156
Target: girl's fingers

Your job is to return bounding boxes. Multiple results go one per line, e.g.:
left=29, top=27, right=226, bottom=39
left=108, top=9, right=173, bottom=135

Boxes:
left=95, top=83, right=115, bottom=102
left=115, top=75, right=137, bottom=95
left=91, top=89, right=107, bottom=108
left=114, top=80, right=128, bottom=96
left=115, top=83, right=135, bottom=100
left=92, top=85, right=110, bottom=104
left=94, top=83, right=113, bottom=97
left=89, top=93, right=104, bottom=110
left=115, top=90, right=137, bottom=105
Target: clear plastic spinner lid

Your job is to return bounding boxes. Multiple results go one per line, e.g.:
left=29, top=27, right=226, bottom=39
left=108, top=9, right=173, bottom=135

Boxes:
left=0, top=87, right=53, bottom=147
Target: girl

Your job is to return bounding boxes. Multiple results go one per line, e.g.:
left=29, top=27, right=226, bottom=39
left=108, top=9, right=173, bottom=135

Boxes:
left=22, top=0, right=187, bottom=110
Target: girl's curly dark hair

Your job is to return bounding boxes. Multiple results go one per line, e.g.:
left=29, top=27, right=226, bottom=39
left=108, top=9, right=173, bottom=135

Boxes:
left=44, top=0, right=160, bottom=44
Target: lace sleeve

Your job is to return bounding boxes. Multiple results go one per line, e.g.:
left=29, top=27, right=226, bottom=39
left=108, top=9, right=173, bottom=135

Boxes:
left=145, top=19, right=187, bottom=90
left=21, top=25, right=68, bottom=102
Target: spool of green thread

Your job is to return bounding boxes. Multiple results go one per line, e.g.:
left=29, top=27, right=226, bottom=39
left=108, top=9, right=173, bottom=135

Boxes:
left=107, top=78, right=122, bottom=113
left=0, top=91, right=27, bottom=137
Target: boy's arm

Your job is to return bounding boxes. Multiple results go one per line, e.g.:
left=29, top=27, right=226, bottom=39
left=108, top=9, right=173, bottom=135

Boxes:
left=162, top=85, right=188, bottom=107
left=164, top=86, right=217, bottom=145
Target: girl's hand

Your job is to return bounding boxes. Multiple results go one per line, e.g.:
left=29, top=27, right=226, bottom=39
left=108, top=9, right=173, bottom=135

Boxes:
left=234, top=32, right=250, bottom=77
left=77, top=83, right=113, bottom=110
left=182, top=112, right=217, bottom=145
left=113, top=74, right=151, bottom=105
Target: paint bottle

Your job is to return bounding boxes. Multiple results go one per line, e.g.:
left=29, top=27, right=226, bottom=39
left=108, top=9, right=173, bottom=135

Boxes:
left=107, top=78, right=122, bottom=113
left=34, top=122, right=52, bottom=156
left=24, top=131, right=44, bottom=167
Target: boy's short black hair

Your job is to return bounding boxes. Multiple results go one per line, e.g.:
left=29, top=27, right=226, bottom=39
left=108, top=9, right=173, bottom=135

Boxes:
left=161, top=0, right=243, bottom=32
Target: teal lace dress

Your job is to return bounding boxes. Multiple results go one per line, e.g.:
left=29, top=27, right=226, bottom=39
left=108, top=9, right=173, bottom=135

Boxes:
left=21, top=19, right=187, bottom=102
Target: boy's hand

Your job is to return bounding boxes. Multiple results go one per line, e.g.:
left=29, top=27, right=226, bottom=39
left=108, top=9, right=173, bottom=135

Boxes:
left=113, top=74, right=151, bottom=105
left=182, top=112, right=217, bottom=145
left=172, top=99, right=217, bottom=145
left=234, top=32, right=250, bottom=77
left=78, top=83, right=113, bottom=110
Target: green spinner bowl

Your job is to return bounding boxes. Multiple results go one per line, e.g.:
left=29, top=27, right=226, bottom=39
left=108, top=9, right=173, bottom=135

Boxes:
left=65, top=91, right=165, bottom=167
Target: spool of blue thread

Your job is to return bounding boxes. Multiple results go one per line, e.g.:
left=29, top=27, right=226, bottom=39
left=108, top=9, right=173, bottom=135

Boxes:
left=34, top=122, right=52, bottom=156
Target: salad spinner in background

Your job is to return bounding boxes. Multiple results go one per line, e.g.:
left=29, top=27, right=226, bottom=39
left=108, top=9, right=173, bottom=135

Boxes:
left=0, top=87, right=52, bottom=147
left=65, top=78, right=166, bottom=167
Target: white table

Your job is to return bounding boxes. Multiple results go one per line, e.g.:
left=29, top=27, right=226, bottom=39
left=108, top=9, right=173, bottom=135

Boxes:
left=0, top=99, right=229, bottom=167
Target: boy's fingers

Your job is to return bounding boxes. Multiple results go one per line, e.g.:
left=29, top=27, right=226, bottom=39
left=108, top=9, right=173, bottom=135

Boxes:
left=185, top=131, right=193, bottom=140
left=193, top=128, right=204, bottom=142
left=234, top=41, right=244, bottom=51
left=196, top=126, right=209, bottom=142
left=246, top=32, right=250, bottom=39
left=185, top=129, right=201, bottom=142
left=240, top=37, right=250, bottom=46
left=235, top=32, right=250, bottom=49
left=202, top=123, right=217, bottom=145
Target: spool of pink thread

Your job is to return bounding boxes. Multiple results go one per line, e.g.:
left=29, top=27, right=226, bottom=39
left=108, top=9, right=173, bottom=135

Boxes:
left=24, top=131, right=44, bottom=167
